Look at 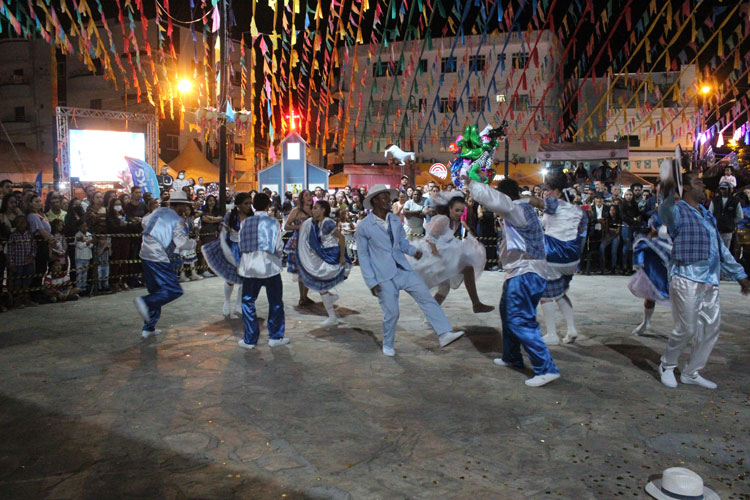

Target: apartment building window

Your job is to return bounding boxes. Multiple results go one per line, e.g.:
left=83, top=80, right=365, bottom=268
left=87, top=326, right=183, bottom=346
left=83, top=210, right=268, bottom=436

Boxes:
left=372, top=60, right=403, bottom=77
left=468, top=96, right=486, bottom=113
left=439, top=97, right=456, bottom=113
left=512, top=94, right=531, bottom=111
left=497, top=53, right=506, bottom=65
left=89, top=99, right=102, bottom=110
left=231, top=72, right=242, bottom=86
left=441, top=56, right=456, bottom=74
left=469, top=55, right=486, bottom=72
left=496, top=94, right=506, bottom=103
left=512, top=52, right=530, bottom=69
left=418, top=98, right=428, bottom=112
left=418, top=59, right=428, bottom=73
left=618, top=135, right=640, bottom=147
left=12, top=69, right=24, bottom=82
left=14, top=106, right=25, bottom=122
left=234, top=143, right=245, bottom=156
left=164, top=134, right=179, bottom=151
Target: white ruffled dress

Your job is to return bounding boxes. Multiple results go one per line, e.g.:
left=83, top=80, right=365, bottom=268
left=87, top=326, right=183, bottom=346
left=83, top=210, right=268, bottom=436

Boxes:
left=408, top=215, right=486, bottom=290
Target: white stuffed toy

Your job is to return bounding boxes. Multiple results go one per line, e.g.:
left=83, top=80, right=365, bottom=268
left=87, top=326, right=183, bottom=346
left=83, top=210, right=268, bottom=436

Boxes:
left=384, top=144, right=415, bottom=165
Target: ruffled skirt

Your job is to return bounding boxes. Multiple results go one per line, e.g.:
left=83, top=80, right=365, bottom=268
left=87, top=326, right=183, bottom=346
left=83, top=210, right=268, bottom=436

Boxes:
left=627, top=236, right=671, bottom=305
left=296, top=221, right=351, bottom=292
left=408, top=234, right=486, bottom=290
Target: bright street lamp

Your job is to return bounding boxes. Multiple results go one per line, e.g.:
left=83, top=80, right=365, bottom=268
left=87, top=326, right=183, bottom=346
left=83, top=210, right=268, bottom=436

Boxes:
left=177, top=79, right=193, bottom=94
left=700, top=84, right=711, bottom=95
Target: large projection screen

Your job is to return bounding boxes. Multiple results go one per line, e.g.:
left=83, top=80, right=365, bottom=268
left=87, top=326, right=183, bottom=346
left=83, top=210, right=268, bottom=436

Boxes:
left=69, top=129, right=146, bottom=182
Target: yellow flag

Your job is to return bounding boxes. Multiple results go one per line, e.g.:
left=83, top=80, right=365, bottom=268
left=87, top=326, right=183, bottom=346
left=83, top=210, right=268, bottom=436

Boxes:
left=250, top=17, right=259, bottom=38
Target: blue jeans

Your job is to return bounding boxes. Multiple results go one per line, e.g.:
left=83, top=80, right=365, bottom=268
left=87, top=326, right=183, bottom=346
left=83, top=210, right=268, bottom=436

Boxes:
left=621, top=226, right=633, bottom=269
left=242, top=274, right=285, bottom=345
left=500, top=273, right=559, bottom=376
left=12, top=263, right=35, bottom=292
left=599, top=236, right=620, bottom=271
left=141, top=259, right=184, bottom=331
left=75, top=259, right=90, bottom=291
left=98, top=263, right=110, bottom=289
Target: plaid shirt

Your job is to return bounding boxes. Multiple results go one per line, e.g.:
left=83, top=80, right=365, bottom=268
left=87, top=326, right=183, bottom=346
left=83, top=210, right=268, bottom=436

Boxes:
left=515, top=203, right=546, bottom=260
left=669, top=201, right=722, bottom=265
left=7, top=230, right=36, bottom=266
left=239, top=214, right=282, bottom=256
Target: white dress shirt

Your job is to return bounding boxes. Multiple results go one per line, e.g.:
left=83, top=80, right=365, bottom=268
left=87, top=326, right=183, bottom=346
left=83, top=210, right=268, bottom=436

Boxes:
left=239, top=212, right=285, bottom=279
left=139, top=212, right=196, bottom=263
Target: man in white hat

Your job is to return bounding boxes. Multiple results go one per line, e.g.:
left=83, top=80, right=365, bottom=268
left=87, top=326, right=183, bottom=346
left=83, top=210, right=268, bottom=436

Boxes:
left=133, top=191, right=197, bottom=339
left=658, top=171, right=750, bottom=389
left=356, top=184, right=464, bottom=356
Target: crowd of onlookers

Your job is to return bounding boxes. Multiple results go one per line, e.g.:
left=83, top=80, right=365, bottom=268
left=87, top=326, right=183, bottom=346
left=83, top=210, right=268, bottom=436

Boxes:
left=1, top=163, right=748, bottom=312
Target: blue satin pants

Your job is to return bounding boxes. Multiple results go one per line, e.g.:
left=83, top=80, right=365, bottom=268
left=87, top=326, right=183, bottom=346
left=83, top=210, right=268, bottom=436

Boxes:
left=242, top=274, right=285, bottom=345
left=141, top=259, right=184, bottom=331
left=500, top=273, right=559, bottom=376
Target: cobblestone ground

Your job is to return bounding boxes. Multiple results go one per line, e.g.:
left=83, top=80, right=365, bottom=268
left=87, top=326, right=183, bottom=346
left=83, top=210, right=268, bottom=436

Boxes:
left=0, top=269, right=748, bottom=499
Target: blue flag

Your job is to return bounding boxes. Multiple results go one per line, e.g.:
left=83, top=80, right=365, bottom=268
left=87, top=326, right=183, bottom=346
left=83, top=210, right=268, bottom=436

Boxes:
left=35, top=171, right=42, bottom=195
left=124, top=157, right=161, bottom=195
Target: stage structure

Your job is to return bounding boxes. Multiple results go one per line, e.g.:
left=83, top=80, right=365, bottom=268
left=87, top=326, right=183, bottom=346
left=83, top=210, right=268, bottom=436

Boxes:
left=55, top=106, right=158, bottom=190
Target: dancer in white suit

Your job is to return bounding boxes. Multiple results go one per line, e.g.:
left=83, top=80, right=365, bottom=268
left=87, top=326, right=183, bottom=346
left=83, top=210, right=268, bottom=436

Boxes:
left=356, top=185, right=464, bottom=356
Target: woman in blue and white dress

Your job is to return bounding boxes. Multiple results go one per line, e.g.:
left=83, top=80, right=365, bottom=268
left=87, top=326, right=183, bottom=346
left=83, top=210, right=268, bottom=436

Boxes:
left=628, top=212, right=672, bottom=336
left=296, top=200, right=351, bottom=327
left=203, top=192, right=253, bottom=317
left=531, top=171, right=585, bottom=345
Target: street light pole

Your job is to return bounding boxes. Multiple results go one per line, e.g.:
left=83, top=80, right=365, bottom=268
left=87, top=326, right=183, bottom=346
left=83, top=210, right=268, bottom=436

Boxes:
left=504, top=136, right=509, bottom=178
left=218, top=0, right=228, bottom=212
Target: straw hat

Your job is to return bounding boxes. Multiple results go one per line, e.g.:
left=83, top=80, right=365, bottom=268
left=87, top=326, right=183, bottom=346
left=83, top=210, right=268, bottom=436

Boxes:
left=364, top=184, right=399, bottom=210
left=646, top=467, right=720, bottom=500
left=167, top=191, right=193, bottom=204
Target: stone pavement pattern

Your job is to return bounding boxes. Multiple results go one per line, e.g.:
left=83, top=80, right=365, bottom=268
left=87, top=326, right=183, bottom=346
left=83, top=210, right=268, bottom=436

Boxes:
left=0, top=269, right=748, bottom=499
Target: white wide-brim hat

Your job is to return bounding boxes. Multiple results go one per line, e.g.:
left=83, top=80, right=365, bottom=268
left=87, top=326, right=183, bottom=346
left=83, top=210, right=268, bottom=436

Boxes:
left=646, top=467, right=720, bottom=500
left=364, top=184, right=400, bottom=210
left=167, top=191, right=193, bottom=204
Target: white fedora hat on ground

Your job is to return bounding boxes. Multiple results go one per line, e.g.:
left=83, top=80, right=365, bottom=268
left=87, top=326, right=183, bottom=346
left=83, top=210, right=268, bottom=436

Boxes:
left=646, top=467, right=720, bottom=500
left=166, top=190, right=193, bottom=204
left=364, top=184, right=400, bottom=210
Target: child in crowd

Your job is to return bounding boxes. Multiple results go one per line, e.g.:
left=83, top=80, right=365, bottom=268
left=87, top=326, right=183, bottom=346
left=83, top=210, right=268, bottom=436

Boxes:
left=74, top=221, right=93, bottom=293
left=720, top=166, right=737, bottom=189
left=180, top=206, right=202, bottom=282
left=96, top=234, right=111, bottom=293
left=43, top=260, right=79, bottom=302
left=48, top=219, right=68, bottom=270
left=7, top=216, right=37, bottom=308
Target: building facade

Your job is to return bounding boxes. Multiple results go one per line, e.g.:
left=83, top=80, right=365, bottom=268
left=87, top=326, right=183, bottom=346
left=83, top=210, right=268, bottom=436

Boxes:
left=328, top=30, right=563, bottom=168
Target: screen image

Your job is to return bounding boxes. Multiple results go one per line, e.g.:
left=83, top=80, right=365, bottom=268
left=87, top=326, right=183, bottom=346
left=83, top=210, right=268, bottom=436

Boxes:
left=69, top=129, right=146, bottom=182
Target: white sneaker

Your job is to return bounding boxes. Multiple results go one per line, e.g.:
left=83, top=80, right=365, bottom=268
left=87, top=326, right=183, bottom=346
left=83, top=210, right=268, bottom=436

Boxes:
left=269, top=338, right=290, bottom=347
left=134, top=297, right=150, bottom=322
left=179, top=273, right=188, bottom=282
left=382, top=346, right=395, bottom=356
left=631, top=322, right=649, bottom=336
left=189, top=274, right=203, bottom=281
left=141, top=329, right=163, bottom=339
left=222, top=301, right=231, bottom=317
left=562, top=330, right=578, bottom=344
left=658, top=364, right=678, bottom=388
left=320, top=317, right=339, bottom=328
left=524, top=373, right=561, bottom=387
left=233, top=306, right=243, bottom=317
left=438, top=330, right=464, bottom=348
left=237, top=339, right=256, bottom=350
left=680, top=372, right=717, bottom=390
left=201, top=271, right=213, bottom=278
left=493, top=358, right=512, bottom=367
left=542, top=333, right=560, bottom=346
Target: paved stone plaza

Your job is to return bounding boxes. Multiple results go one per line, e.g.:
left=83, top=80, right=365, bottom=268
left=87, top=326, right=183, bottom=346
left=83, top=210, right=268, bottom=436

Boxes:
left=0, top=269, right=748, bottom=499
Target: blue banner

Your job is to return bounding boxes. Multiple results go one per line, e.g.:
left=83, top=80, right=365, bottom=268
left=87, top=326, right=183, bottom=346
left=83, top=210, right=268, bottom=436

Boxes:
left=124, top=157, right=161, bottom=195
left=35, top=171, right=42, bottom=195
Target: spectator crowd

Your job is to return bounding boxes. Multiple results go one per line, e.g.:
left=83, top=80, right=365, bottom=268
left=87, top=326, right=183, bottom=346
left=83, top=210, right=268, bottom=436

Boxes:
left=1, top=162, right=749, bottom=312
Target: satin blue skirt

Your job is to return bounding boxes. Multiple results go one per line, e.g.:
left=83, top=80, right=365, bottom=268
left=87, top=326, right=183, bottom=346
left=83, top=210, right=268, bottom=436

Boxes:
left=627, top=236, right=671, bottom=304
